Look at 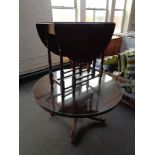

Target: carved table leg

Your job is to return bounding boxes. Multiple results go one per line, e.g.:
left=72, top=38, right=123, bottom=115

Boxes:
left=88, top=117, right=105, bottom=123
left=70, top=118, right=77, bottom=143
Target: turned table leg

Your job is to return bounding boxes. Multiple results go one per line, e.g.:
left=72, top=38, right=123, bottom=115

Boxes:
left=70, top=118, right=77, bottom=143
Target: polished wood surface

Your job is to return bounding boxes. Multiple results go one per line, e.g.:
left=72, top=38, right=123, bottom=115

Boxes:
left=36, top=22, right=115, bottom=62
left=104, top=36, right=122, bottom=56
left=32, top=69, right=123, bottom=118
left=35, top=22, right=120, bottom=143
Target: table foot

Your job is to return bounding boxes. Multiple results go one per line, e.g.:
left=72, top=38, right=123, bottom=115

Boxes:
left=49, top=113, right=54, bottom=117
left=70, top=118, right=77, bottom=143
left=88, top=117, right=105, bottom=123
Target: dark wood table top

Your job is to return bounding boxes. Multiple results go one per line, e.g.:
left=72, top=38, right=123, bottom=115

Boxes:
left=32, top=70, right=123, bottom=118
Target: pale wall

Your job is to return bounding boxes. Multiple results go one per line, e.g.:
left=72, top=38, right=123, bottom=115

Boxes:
left=19, top=0, right=60, bottom=75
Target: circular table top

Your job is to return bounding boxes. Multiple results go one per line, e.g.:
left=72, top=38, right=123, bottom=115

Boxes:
left=32, top=70, right=123, bottom=118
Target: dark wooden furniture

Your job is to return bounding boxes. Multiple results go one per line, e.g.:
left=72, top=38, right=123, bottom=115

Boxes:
left=104, top=36, right=122, bottom=56
left=33, top=71, right=122, bottom=142
left=33, top=22, right=122, bottom=142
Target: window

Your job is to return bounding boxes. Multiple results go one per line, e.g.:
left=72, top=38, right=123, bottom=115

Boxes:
left=113, top=0, right=126, bottom=33
left=51, top=0, right=77, bottom=22
left=85, top=0, right=107, bottom=22
left=51, top=0, right=133, bottom=33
